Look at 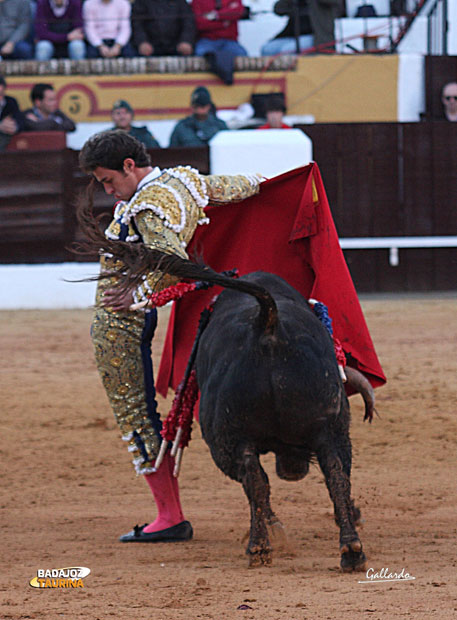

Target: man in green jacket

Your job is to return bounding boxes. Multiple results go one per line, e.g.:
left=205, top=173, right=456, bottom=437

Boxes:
left=169, top=86, right=227, bottom=147
left=111, top=99, right=161, bottom=149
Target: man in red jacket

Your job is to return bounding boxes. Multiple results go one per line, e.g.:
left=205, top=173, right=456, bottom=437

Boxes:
left=191, top=0, right=248, bottom=84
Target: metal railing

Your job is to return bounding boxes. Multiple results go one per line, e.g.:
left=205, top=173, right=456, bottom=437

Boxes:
left=391, top=0, right=448, bottom=53
left=426, top=0, right=448, bottom=54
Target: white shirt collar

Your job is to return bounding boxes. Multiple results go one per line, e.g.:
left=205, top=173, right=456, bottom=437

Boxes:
left=137, top=167, right=162, bottom=191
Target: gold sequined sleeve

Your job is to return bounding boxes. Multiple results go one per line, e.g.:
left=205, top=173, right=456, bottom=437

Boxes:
left=204, top=173, right=263, bottom=205
left=132, top=210, right=187, bottom=303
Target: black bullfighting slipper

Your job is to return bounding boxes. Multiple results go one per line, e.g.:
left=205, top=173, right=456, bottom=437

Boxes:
left=119, top=521, right=193, bottom=543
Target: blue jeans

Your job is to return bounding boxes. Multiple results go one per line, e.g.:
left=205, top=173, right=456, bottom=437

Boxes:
left=261, top=35, right=314, bottom=56
left=35, top=39, right=86, bottom=60
left=195, top=38, right=247, bottom=58
left=1, top=40, right=33, bottom=60
left=195, top=38, right=247, bottom=85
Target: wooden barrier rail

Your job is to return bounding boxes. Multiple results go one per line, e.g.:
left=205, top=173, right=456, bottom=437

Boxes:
left=0, top=145, right=210, bottom=264
left=300, top=121, right=457, bottom=291
left=1, top=122, right=456, bottom=292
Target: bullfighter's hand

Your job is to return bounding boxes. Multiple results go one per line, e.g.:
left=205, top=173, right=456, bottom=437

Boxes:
left=102, top=286, right=134, bottom=312
left=129, top=299, right=152, bottom=311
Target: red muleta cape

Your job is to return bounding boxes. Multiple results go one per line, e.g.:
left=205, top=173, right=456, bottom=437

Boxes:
left=156, top=163, right=386, bottom=399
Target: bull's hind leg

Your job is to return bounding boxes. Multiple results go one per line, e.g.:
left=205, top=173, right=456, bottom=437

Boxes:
left=316, top=442, right=367, bottom=572
left=240, top=446, right=274, bottom=567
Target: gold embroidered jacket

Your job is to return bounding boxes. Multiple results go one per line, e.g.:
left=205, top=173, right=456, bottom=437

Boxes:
left=100, top=166, right=263, bottom=304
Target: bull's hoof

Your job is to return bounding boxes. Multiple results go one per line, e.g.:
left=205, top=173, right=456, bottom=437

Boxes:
left=339, top=539, right=367, bottom=572
left=340, top=538, right=362, bottom=554
left=247, top=548, right=272, bottom=568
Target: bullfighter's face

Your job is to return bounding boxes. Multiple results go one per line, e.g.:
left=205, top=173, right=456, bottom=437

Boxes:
left=93, top=159, right=138, bottom=201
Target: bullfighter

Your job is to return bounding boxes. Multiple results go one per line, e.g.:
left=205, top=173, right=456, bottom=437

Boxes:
left=78, top=129, right=263, bottom=543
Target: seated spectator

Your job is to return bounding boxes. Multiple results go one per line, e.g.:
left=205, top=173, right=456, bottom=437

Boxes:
left=191, top=0, right=248, bottom=85
left=132, top=0, right=195, bottom=57
left=83, top=0, right=135, bottom=59
left=34, top=0, right=86, bottom=60
left=309, top=0, right=340, bottom=52
left=0, top=75, right=25, bottom=152
left=24, top=83, right=76, bottom=132
left=110, top=99, right=161, bottom=148
left=441, top=82, right=457, bottom=122
left=261, top=0, right=343, bottom=56
left=257, top=95, right=291, bottom=129
left=261, top=0, right=339, bottom=55
left=0, top=0, right=33, bottom=60
left=261, top=0, right=313, bottom=56
left=169, top=86, right=227, bottom=147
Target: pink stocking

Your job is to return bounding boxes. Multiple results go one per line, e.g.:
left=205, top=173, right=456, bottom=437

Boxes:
left=142, top=451, right=185, bottom=533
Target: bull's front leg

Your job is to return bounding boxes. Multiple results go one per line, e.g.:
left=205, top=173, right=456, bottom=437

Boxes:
left=240, top=446, right=273, bottom=567
left=316, top=444, right=367, bottom=572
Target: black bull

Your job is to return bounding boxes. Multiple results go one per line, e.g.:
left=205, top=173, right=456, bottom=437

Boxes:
left=195, top=270, right=367, bottom=571
left=84, top=234, right=371, bottom=571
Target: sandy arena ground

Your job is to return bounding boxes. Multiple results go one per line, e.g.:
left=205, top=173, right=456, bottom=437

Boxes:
left=1, top=295, right=456, bottom=620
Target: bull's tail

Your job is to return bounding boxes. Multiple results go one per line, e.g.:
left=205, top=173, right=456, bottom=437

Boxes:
left=143, top=247, right=278, bottom=335
left=73, top=197, right=278, bottom=334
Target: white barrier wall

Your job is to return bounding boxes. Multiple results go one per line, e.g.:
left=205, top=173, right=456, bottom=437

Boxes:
left=0, top=263, right=99, bottom=309
left=397, top=54, right=425, bottom=122
left=209, top=129, right=312, bottom=177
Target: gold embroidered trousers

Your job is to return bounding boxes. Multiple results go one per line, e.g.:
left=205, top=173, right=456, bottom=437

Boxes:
left=91, top=303, right=162, bottom=475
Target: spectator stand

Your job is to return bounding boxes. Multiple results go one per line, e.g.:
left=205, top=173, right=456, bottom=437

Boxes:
left=0, top=0, right=452, bottom=61
left=0, top=144, right=211, bottom=264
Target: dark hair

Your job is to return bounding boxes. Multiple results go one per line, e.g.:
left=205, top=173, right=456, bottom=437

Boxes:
left=79, top=129, right=151, bottom=173
left=265, top=95, right=286, bottom=113
left=0, top=75, right=6, bottom=88
left=30, top=83, right=54, bottom=103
